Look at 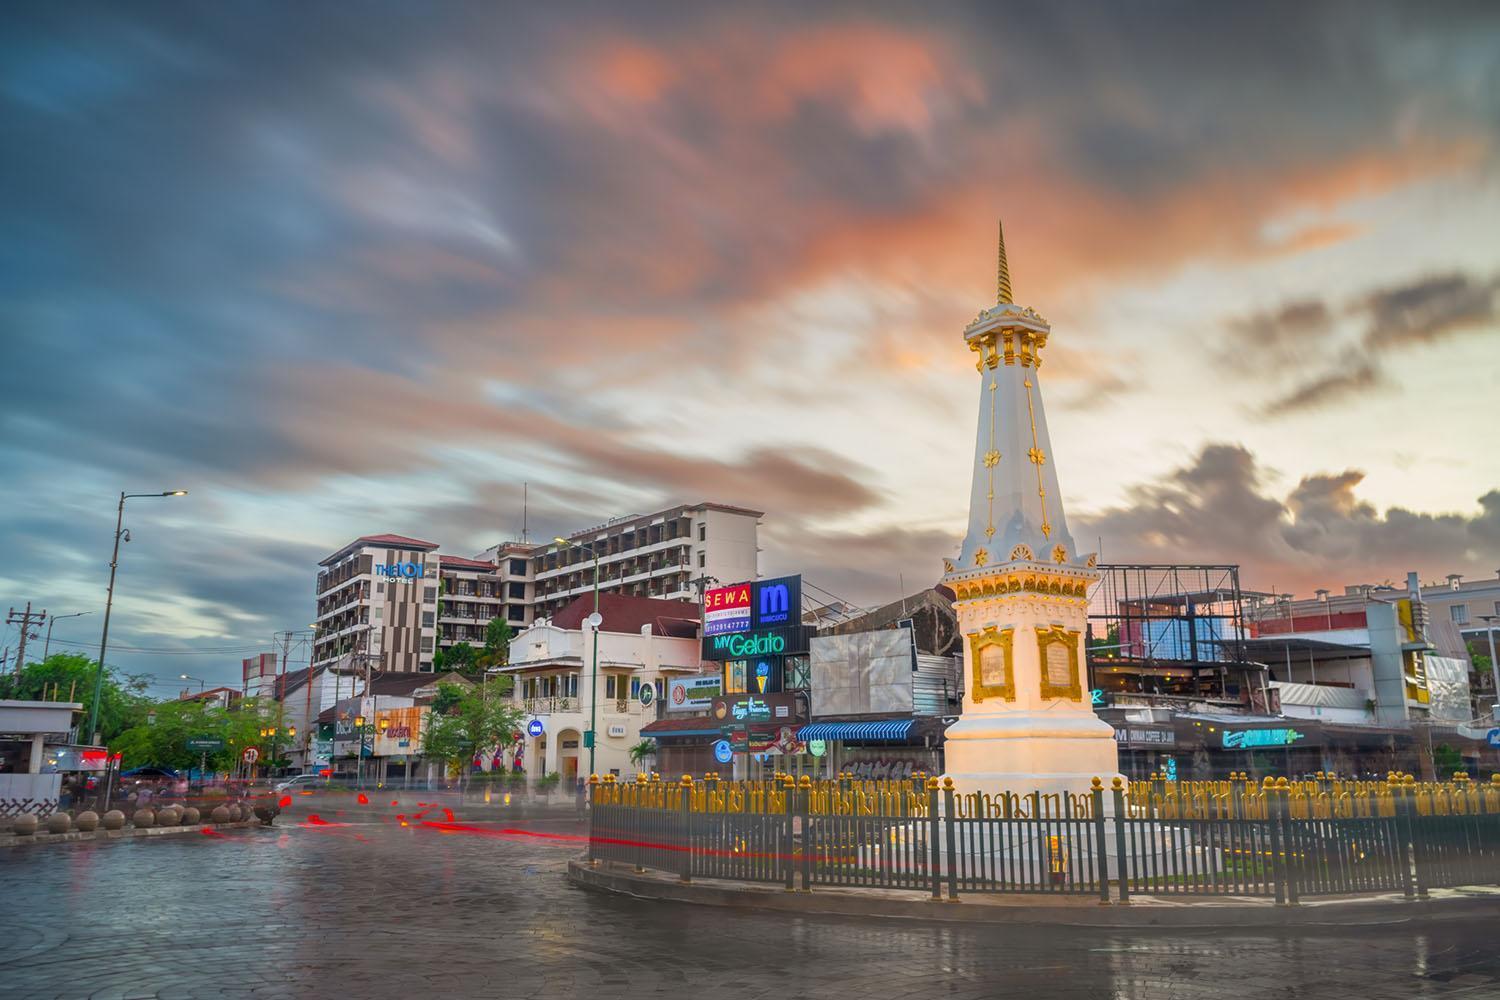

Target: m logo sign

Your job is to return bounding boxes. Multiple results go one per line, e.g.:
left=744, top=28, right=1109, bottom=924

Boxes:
left=759, top=584, right=789, bottom=623
left=751, top=575, right=800, bottom=627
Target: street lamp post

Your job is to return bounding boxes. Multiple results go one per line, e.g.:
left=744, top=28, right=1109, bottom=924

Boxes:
left=554, top=537, right=601, bottom=776
left=179, top=673, right=205, bottom=695
left=42, top=611, right=92, bottom=662
left=1479, top=615, right=1500, bottom=722
left=89, top=489, right=187, bottom=744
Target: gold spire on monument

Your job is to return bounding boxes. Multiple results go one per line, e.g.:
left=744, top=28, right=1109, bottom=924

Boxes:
left=996, top=220, right=1012, bottom=305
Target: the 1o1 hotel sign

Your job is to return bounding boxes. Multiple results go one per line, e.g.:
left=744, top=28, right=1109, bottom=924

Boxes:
left=375, top=560, right=425, bottom=581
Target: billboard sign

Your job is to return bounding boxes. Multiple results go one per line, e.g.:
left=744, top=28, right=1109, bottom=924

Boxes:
left=752, top=576, right=800, bottom=628
left=704, top=583, right=752, bottom=636
left=702, top=625, right=814, bottom=661
left=667, top=675, right=722, bottom=712
left=710, top=692, right=806, bottom=726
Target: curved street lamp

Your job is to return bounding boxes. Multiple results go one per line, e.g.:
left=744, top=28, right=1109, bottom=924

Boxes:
left=89, top=490, right=187, bottom=744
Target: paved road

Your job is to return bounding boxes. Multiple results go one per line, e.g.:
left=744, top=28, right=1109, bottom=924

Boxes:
left=2, top=795, right=1499, bottom=999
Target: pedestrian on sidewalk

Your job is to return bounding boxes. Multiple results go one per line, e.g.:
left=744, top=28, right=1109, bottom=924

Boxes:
left=574, top=776, right=587, bottom=821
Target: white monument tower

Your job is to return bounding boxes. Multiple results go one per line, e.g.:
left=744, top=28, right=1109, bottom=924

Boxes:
left=941, top=223, right=1120, bottom=799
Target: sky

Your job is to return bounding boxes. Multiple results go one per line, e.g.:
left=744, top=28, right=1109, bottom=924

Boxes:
left=2, top=1, right=1498, bottom=695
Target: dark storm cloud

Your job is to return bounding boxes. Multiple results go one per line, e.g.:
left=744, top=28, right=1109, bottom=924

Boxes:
left=1248, top=271, right=1498, bottom=415
left=1074, top=444, right=1500, bottom=592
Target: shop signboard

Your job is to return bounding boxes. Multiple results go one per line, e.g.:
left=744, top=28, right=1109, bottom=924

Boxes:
left=751, top=576, right=801, bottom=628
left=701, top=625, right=814, bottom=661
left=1221, top=727, right=1308, bottom=749
left=710, top=692, right=806, bottom=726
left=713, top=740, right=734, bottom=764
left=1113, top=727, right=1175, bottom=747
left=704, top=582, right=752, bottom=636
left=667, top=675, right=722, bottom=712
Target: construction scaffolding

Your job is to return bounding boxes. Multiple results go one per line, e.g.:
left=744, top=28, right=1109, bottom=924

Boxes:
left=1087, top=564, right=1266, bottom=705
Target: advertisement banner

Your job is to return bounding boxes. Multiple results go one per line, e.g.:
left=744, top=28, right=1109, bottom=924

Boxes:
left=710, top=692, right=807, bottom=726
left=751, top=576, right=801, bottom=628
left=701, top=625, right=815, bottom=661
left=704, top=582, right=752, bottom=636
left=667, top=675, right=722, bottom=712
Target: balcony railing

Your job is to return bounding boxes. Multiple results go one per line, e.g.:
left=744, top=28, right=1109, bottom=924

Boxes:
left=520, top=697, right=581, bottom=715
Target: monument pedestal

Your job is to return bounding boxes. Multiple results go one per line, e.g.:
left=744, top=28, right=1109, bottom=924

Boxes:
left=943, top=711, right=1120, bottom=802
left=941, top=558, right=1122, bottom=802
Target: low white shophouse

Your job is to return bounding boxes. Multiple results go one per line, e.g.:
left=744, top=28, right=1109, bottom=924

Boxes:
left=501, top=595, right=706, bottom=781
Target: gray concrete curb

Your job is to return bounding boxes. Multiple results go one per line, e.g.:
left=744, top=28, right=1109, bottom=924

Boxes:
left=567, top=859, right=1500, bottom=929
left=0, top=819, right=261, bottom=850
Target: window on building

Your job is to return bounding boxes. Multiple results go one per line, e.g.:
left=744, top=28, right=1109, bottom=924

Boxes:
left=424, top=586, right=437, bottom=603
left=605, top=675, right=618, bottom=699
left=420, top=636, right=434, bottom=652
left=1451, top=605, right=1469, bottom=625
left=508, top=605, right=525, bottom=622
left=784, top=655, right=811, bottom=690
left=724, top=660, right=747, bottom=694
left=698, top=523, right=706, bottom=542
left=654, top=678, right=664, bottom=702
left=373, top=607, right=382, bottom=620
left=629, top=677, right=641, bottom=698
left=375, top=582, right=385, bottom=595
left=508, top=581, right=525, bottom=599
left=509, top=559, right=527, bottom=576
left=422, top=611, right=435, bottom=627
left=698, top=552, right=706, bottom=568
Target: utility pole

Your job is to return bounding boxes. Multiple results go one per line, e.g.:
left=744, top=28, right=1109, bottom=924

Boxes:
left=7, top=603, right=47, bottom=677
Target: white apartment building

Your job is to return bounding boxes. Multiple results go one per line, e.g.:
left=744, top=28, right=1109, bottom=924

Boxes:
left=526, top=502, right=761, bottom=621
left=500, top=594, right=706, bottom=781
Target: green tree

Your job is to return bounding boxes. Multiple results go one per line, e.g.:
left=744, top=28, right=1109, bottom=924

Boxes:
left=421, top=679, right=523, bottom=787
left=482, top=618, right=514, bottom=667
left=441, top=641, right=477, bottom=672
left=628, top=738, right=656, bottom=766
left=110, top=697, right=270, bottom=772
left=0, top=653, right=150, bottom=742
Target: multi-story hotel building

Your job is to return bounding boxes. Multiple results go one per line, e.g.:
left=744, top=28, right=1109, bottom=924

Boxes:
left=313, top=534, right=441, bottom=675
left=525, top=502, right=761, bottom=621
left=313, top=503, right=761, bottom=674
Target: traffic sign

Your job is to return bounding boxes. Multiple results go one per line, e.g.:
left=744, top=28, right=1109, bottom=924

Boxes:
left=241, top=746, right=260, bottom=765
left=638, top=685, right=654, bottom=708
left=1486, top=728, right=1500, bottom=749
left=713, top=740, right=734, bottom=764
left=186, top=737, right=224, bottom=752
left=526, top=719, right=545, bottom=738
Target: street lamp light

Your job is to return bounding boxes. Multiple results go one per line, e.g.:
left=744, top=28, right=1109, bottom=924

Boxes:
left=89, top=489, right=187, bottom=743
left=42, top=611, right=93, bottom=662
left=554, top=537, right=601, bottom=776
left=179, top=673, right=205, bottom=694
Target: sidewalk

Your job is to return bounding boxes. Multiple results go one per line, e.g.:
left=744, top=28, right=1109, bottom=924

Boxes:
left=568, top=859, right=1500, bottom=928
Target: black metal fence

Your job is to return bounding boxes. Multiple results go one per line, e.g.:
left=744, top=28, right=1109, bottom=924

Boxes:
left=588, top=773, right=1500, bottom=903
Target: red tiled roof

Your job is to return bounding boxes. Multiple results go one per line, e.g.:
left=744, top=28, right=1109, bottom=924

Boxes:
left=550, top=594, right=700, bottom=639
left=439, top=555, right=498, bottom=571
left=357, top=533, right=439, bottom=549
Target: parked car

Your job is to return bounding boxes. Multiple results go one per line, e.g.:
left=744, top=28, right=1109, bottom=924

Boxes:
left=274, top=772, right=356, bottom=793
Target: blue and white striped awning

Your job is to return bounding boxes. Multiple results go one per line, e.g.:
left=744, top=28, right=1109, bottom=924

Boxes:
left=797, top=720, right=914, bottom=743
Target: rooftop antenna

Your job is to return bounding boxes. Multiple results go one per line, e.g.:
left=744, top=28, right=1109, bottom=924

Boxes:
left=521, top=482, right=529, bottom=543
